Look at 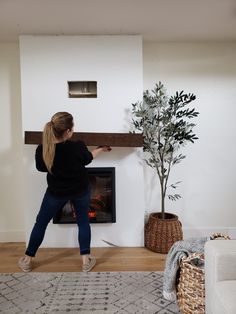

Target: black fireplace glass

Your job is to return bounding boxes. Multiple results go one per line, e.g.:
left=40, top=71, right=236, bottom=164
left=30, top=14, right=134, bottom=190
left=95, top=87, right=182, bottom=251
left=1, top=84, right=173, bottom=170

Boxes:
left=53, top=167, right=116, bottom=224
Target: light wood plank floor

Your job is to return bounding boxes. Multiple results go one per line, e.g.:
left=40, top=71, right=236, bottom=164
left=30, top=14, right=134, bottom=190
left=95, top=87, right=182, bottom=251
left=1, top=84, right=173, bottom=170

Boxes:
left=0, top=243, right=166, bottom=273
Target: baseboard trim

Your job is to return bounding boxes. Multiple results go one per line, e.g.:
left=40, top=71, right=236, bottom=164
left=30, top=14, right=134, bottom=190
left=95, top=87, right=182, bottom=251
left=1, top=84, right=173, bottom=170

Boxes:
left=1, top=227, right=235, bottom=244
left=0, top=230, right=25, bottom=242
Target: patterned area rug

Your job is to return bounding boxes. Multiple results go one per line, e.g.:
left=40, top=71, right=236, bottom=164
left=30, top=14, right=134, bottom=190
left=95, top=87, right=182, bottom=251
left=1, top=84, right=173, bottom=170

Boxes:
left=0, top=272, right=180, bottom=313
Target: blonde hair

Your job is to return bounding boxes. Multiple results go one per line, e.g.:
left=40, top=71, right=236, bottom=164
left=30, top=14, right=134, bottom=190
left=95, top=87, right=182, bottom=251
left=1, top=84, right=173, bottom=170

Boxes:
left=42, top=112, right=73, bottom=172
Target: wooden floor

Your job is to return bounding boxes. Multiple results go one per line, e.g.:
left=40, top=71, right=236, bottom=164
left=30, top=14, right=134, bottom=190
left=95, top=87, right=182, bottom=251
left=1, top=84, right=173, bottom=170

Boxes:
left=0, top=243, right=166, bottom=273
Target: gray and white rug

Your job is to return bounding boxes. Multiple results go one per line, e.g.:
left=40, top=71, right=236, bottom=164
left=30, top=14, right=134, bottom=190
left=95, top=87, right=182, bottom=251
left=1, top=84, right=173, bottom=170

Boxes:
left=0, top=272, right=180, bottom=313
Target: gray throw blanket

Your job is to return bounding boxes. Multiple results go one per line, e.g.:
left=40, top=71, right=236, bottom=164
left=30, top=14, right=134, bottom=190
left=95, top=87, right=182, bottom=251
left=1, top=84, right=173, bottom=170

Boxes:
left=163, top=237, right=207, bottom=301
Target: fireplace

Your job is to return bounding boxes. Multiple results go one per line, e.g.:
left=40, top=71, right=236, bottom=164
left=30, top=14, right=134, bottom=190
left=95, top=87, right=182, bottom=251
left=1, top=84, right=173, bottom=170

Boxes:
left=53, top=167, right=116, bottom=224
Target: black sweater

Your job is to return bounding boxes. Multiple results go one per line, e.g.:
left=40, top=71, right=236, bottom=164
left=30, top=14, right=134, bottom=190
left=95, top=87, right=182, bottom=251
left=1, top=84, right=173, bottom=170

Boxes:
left=35, top=140, right=93, bottom=197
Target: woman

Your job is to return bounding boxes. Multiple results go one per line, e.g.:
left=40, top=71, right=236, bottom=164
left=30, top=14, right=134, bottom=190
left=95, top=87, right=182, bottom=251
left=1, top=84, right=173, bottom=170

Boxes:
left=18, top=112, right=111, bottom=272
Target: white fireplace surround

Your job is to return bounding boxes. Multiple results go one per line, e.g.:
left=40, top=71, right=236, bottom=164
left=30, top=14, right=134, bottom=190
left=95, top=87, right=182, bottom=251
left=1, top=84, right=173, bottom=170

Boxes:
left=20, top=35, right=145, bottom=247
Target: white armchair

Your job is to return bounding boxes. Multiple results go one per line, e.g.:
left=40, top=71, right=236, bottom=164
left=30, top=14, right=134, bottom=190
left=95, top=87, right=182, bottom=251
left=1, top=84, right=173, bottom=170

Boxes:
left=204, top=240, right=236, bottom=314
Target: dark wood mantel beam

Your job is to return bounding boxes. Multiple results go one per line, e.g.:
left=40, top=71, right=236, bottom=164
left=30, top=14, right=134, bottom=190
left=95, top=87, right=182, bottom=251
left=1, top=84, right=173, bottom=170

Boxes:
left=24, top=131, right=143, bottom=147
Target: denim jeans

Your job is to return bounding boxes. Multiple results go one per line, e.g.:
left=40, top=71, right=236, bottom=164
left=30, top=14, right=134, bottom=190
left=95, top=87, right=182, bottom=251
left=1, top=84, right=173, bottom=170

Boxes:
left=25, top=188, right=91, bottom=257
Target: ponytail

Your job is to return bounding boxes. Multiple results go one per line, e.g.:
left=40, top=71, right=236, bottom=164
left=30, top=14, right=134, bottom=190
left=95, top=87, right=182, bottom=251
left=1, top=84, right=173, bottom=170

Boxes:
left=42, top=122, right=56, bottom=173
left=42, top=112, right=74, bottom=173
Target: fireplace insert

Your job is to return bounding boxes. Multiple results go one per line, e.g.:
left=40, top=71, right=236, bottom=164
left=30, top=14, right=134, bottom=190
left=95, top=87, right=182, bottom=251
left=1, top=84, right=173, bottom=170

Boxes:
left=53, top=167, right=116, bottom=224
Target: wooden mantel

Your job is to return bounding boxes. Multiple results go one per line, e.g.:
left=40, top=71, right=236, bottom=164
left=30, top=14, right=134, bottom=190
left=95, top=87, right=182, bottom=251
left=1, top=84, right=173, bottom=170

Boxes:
left=24, top=131, right=143, bottom=147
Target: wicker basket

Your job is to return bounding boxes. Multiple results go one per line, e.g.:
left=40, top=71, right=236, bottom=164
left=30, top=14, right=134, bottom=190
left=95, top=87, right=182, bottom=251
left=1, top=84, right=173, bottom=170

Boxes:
left=145, top=212, right=183, bottom=254
left=177, top=253, right=205, bottom=314
left=177, top=233, right=230, bottom=314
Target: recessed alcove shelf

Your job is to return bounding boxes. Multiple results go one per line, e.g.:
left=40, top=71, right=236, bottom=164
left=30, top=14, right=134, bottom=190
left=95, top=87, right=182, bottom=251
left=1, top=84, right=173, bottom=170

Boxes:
left=24, top=131, right=143, bottom=147
left=68, top=81, right=97, bottom=98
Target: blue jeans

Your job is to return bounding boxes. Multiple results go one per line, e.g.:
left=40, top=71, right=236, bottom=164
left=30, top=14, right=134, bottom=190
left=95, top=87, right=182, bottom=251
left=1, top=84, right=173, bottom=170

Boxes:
left=25, top=188, right=91, bottom=257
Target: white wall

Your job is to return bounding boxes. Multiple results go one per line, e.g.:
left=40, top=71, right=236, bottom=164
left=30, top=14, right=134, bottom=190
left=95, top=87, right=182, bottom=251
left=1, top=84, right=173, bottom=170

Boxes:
left=0, top=43, right=25, bottom=241
left=143, top=42, right=236, bottom=238
left=1, top=41, right=236, bottom=244
left=19, top=35, right=142, bottom=133
left=20, top=35, right=145, bottom=247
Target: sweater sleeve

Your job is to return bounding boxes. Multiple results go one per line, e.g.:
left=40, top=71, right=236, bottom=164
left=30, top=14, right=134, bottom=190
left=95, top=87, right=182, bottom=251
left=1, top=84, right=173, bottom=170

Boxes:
left=35, top=145, right=48, bottom=172
left=77, top=141, right=93, bottom=165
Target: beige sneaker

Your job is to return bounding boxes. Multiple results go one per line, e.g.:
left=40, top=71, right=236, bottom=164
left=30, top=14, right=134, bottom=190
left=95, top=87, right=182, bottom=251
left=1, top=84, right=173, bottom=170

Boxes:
left=82, top=257, right=96, bottom=272
left=18, top=257, right=32, bottom=272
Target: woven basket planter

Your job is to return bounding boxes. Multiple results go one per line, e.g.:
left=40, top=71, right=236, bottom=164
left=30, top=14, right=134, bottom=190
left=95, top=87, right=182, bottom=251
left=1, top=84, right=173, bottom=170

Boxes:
left=144, top=212, right=183, bottom=254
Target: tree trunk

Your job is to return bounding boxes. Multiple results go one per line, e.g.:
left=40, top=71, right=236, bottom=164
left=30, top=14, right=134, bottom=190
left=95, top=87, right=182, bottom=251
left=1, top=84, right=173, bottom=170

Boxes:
left=160, top=182, right=165, bottom=219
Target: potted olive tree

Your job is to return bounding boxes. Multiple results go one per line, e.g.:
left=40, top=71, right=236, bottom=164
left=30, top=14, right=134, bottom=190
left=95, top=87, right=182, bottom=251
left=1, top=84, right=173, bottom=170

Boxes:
left=131, top=82, right=199, bottom=253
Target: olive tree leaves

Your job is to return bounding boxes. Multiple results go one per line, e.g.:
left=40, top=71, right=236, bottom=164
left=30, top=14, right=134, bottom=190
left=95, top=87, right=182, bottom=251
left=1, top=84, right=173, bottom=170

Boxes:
left=131, top=82, right=199, bottom=218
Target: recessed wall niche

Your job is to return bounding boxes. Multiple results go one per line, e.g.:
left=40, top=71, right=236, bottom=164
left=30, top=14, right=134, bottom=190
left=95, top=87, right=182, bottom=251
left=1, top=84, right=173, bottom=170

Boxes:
left=68, top=81, right=97, bottom=98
